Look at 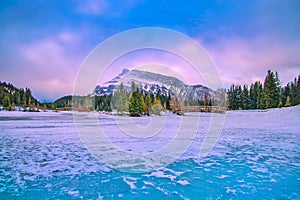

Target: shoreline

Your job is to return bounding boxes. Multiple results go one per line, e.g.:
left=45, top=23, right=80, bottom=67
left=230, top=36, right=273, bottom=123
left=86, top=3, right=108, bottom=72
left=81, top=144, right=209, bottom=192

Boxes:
left=0, top=105, right=299, bottom=117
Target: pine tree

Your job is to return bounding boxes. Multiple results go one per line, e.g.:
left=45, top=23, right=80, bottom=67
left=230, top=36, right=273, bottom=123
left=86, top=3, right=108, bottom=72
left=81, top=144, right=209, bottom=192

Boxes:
left=204, top=93, right=210, bottom=107
left=131, top=82, right=136, bottom=92
left=253, top=82, right=260, bottom=109
left=236, top=85, right=242, bottom=109
left=153, top=97, right=158, bottom=105
left=138, top=92, right=145, bottom=114
left=28, top=96, right=32, bottom=107
left=249, top=83, right=257, bottom=109
left=166, top=94, right=171, bottom=110
left=15, top=92, right=21, bottom=106
left=290, top=82, right=296, bottom=106
left=104, top=95, right=112, bottom=111
left=128, top=88, right=144, bottom=116
left=242, top=85, right=250, bottom=109
left=264, top=70, right=279, bottom=108
left=258, top=83, right=265, bottom=109
left=10, top=102, right=15, bottom=111
left=283, top=83, right=290, bottom=105
left=209, top=99, right=212, bottom=106
left=145, top=93, right=152, bottom=115
left=227, top=85, right=235, bottom=109
left=296, top=75, right=300, bottom=105
left=275, top=71, right=282, bottom=106
left=226, top=71, right=298, bottom=110
left=3, top=96, right=11, bottom=109
left=285, top=96, right=291, bottom=107
left=278, top=100, right=283, bottom=108
left=115, top=83, right=127, bottom=114
left=23, top=94, right=27, bottom=110
left=293, top=76, right=300, bottom=105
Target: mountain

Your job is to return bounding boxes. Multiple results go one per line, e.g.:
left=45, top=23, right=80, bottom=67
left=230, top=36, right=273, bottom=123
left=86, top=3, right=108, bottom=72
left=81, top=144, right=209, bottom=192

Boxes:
left=93, top=69, right=220, bottom=101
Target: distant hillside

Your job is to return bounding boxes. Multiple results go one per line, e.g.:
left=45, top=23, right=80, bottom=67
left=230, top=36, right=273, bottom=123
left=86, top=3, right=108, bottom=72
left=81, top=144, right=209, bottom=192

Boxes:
left=0, top=81, right=40, bottom=110
left=54, top=95, right=86, bottom=109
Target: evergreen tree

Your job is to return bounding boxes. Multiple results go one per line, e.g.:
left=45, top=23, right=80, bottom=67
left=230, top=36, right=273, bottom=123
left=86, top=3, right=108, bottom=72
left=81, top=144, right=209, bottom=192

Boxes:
left=10, top=93, right=14, bottom=105
left=166, top=94, right=171, bottom=110
left=0, top=82, right=39, bottom=109
left=204, top=93, right=210, bottom=107
left=28, top=96, right=32, bottom=107
left=278, top=100, right=283, bottom=108
left=264, top=70, right=279, bottom=108
left=15, top=92, right=21, bottom=106
left=3, top=96, right=11, bottom=109
left=138, top=92, right=145, bottom=114
left=296, top=75, right=300, bottom=105
left=290, top=76, right=300, bottom=105
left=131, top=82, right=136, bottom=92
left=23, top=94, right=27, bottom=109
left=150, top=93, right=155, bottom=104
left=145, top=93, right=152, bottom=115
left=115, top=83, right=127, bottom=114
left=283, top=83, right=290, bottom=105
left=275, top=71, right=282, bottom=105
left=226, top=71, right=298, bottom=110
left=258, top=83, right=265, bottom=109
left=128, top=88, right=144, bottom=116
left=105, top=95, right=112, bottom=111
left=249, top=83, right=257, bottom=109
left=242, top=85, right=250, bottom=109
left=236, top=85, right=242, bottom=109
left=10, top=102, right=15, bottom=111
left=290, top=82, right=296, bottom=106
left=227, top=85, right=234, bottom=110
left=156, top=90, right=161, bottom=103
left=285, top=96, right=291, bottom=107
left=153, top=97, right=158, bottom=105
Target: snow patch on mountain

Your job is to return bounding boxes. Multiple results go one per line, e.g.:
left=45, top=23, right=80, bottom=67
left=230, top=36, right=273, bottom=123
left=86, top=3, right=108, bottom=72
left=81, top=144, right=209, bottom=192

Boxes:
left=93, top=69, right=219, bottom=100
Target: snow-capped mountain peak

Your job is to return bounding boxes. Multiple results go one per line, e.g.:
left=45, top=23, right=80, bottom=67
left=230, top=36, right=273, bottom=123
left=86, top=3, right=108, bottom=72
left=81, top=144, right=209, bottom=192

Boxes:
left=93, top=69, right=218, bottom=100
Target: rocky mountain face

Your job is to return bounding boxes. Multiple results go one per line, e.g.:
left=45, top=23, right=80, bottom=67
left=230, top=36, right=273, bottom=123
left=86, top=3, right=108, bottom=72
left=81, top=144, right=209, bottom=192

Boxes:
left=93, top=69, right=220, bottom=100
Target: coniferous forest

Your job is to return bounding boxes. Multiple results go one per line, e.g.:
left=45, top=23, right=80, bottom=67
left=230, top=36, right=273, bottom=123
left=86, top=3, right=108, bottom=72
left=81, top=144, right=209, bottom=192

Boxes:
left=227, top=70, right=300, bottom=110
left=113, top=82, right=170, bottom=116
left=0, top=82, right=40, bottom=111
left=0, top=70, right=299, bottom=112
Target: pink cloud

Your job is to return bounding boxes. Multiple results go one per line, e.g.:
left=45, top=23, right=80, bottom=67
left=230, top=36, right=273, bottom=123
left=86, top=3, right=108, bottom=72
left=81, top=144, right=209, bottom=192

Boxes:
left=202, top=35, right=300, bottom=87
left=98, top=49, right=207, bottom=87
left=18, top=32, right=85, bottom=100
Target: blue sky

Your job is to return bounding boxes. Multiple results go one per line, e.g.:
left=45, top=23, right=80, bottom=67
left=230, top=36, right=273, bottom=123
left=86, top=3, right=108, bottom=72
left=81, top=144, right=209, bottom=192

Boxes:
left=0, top=0, right=299, bottom=101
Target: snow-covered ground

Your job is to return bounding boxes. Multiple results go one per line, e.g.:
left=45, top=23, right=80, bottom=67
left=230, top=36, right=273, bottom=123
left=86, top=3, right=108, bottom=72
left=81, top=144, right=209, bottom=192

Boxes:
left=0, top=106, right=299, bottom=199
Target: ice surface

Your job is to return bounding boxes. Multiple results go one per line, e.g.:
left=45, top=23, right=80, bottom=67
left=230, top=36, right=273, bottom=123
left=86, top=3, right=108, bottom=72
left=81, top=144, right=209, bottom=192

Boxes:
left=0, top=106, right=299, bottom=199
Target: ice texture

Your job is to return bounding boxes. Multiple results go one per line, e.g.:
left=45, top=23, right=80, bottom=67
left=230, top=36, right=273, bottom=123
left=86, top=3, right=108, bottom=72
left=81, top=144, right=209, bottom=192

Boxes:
left=0, top=106, right=299, bottom=199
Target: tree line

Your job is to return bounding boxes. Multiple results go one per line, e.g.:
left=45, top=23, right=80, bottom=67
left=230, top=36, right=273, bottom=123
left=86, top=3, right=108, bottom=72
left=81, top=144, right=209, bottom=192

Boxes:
left=1, top=70, right=299, bottom=113
left=0, top=81, right=40, bottom=111
left=60, top=82, right=171, bottom=116
left=111, top=82, right=171, bottom=116
left=227, top=70, right=300, bottom=110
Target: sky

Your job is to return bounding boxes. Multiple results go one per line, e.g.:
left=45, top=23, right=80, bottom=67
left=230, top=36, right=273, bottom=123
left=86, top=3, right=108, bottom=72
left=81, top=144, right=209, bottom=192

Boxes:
left=0, top=0, right=299, bottom=101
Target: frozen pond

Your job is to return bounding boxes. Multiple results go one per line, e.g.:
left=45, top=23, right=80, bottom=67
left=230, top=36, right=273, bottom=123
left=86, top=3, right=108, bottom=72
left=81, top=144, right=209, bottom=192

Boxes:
left=0, top=107, right=299, bottom=199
